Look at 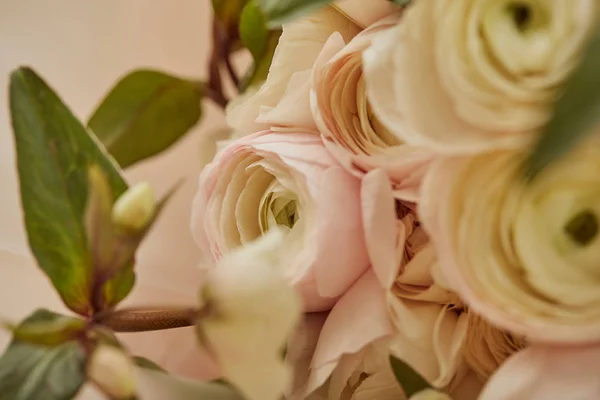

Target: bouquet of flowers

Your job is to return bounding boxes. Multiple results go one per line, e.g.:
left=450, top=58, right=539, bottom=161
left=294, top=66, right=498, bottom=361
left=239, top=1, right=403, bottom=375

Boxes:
left=2, top=0, right=600, bottom=399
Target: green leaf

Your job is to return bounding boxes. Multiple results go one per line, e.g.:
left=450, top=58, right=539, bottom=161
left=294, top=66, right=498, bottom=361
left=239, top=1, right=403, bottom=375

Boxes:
left=525, top=25, right=600, bottom=179
left=10, top=67, right=133, bottom=316
left=136, top=368, right=244, bottom=400
left=132, top=356, right=166, bottom=373
left=239, top=1, right=282, bottom=90
left=8, top=314, right=86, bottom=347
left=85, top=165, right=117, bottom=280
left=389, top=355, right=432, bottom=397
left=88, top=69, right=203, bottom=169
left=389, top=0, right=411, bottom=6
left=258, top=0, right=332, bottom=27
left=240, top=1, right=270, bottom=59
left=0, top=310, right=87, bottom=400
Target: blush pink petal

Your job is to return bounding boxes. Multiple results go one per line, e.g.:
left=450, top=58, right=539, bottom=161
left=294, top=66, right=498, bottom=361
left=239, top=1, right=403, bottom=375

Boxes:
left=480, top=345, right=600, bottom=400
left=192, top=131, right=369, bottom=312
left=315, top=167, right=369, bottom=297
left=361, top=169, right=399, bottom=289
left=306, top=270, right=393, bottom=394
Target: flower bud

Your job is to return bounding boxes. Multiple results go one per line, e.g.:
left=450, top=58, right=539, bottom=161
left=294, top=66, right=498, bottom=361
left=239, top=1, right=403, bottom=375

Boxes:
left=88, top=346, right=136, bottom=399
left=410, top=389, right=453, bottom=400
left=111, top=183, right=156, bottom=232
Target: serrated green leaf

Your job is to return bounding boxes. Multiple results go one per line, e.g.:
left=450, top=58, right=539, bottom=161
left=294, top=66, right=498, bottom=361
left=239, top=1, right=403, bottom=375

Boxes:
left=258, top=0, right=332, bottom=27
left=88, top=69, right=203, bottom=169
left=525, top=25, right=600, bottom=179
left=0, top=310, right=87, bottom=400
left=9, top=67, right=133, bottom=316
left=389, top=355, right=432, bottom=397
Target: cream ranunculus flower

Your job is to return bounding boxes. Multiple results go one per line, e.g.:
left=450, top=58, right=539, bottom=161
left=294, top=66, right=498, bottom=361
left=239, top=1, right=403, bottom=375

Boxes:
left=364, top=0, right=598, bottom=153
left=191, top=131, right=370, bottom=312
left=312, top=17, right=433, bottom=202
left=334, top=0, right=399, bottom=28
left=461, top=312, right=526, bottom=381
left=197, top=229, right=302, bottom=400
left=226, top=6, right=360, bottom=136
left=420, top=141, right=600, bottom=343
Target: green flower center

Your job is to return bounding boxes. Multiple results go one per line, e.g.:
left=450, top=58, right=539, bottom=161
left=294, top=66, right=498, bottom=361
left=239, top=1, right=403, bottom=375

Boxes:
left=259, top=185, right=300, bottom=233
left=508, top=2, right=532, bottom=31
left=565, top=210, right=599, bottom=246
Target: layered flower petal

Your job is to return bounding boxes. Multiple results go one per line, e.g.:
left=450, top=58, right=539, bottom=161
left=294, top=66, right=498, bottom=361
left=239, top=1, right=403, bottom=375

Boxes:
left=334, top=0, right=399, bottom=28
left=312, top=18, right=432, bottom=202
left=364, top=0, right=598, bottom=154
left=192, top=131, right=370, bottom=312
left=361, top=170, right=468, bottom=389
left=305, top=271, right=394, bottom=395
left=461, top=312, right=526, bottom=380
left=226, top=7, right=360, bottom=135
left=479, top=345, right=600, bottom=400
left=420, top=143, right=600, bottom=343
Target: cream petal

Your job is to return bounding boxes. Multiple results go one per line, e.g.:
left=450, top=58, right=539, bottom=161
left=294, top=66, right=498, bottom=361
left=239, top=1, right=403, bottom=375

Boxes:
left=361, top=169, right=400, bottom=289
left=314, top=167, right=368, bottom=298
left=227, top=7, right=360, bottom=135
left=388, top=299, right=467, bottom=388
left=419, top=147, right=600, bottom=343
left=479, top=345, right=600, bottom=400
left=257, top=69, right=318, bottom=133
left=365, top=0, right=597, bottom=154
left=306, top=271, right=393, bottom=394
left=334, top=0, right=398, bottom=28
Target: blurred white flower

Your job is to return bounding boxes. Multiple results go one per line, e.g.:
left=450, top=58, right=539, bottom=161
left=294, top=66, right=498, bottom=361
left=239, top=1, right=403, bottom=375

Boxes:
left=197, top=229, right=302, bottom=400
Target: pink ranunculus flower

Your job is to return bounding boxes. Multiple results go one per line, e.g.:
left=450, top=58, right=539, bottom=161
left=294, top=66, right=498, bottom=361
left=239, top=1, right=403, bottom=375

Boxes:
left=479, top=345, right=600, bottom=400
left=191, top=131, right=370, bottom=312
left=334, top=0, right=399, bottom=28
left=311, top=17, right=433, bottom=203
left=363, top=0, right=598, bottom=154
left=361, top=170, right=468, bottom=390
left=419, top=143, right=600, bottom=343
left=298, top=171, right=471, bottom=399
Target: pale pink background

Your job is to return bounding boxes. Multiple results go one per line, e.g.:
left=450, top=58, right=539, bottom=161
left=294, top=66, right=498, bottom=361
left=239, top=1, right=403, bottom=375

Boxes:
left=0, top=1, right=227, bottom=398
